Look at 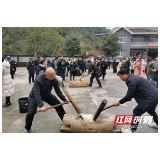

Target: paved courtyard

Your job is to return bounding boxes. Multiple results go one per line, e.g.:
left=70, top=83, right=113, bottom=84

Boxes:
left=2, top=67, right=158, bottom=133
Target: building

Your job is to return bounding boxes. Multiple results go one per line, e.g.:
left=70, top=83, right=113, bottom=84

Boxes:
left=113, top=27, right=158, bottom=59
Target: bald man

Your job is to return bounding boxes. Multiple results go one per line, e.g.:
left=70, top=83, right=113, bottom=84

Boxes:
left=24, top=68, right=70, bottom=133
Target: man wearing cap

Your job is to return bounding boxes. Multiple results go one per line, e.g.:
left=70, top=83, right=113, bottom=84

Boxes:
left=27, top=58, right=35, bottom=84
left=6, top=55, right=15, bottom=79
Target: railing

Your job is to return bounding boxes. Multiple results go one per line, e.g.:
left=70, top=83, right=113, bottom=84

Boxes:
left=131, top=42, right=158, bottom=46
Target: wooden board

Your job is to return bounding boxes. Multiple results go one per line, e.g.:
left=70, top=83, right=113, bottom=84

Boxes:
left=69, top=81, right=88, bottom=87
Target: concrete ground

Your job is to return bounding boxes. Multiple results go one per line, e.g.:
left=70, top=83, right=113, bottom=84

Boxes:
left=2, top=67, right=158, bottom=133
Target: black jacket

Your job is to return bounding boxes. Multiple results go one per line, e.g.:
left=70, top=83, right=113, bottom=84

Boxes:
left=57, top=59, right=63, bottom=71
left=79, top=60, right=84, bottom=69
left=100, top=61, right=107, bottom=70
left=27, top=61, right=35, bottom=74
left=112, top=61, right=117, bottom=69
left=88, top=63, right=100, bottom=75
left=70, top=62, right=76, bottom=73
left=30, top=73, right=67, bottom=107
left=124, top=61, right=130, bottom=69
left=119, top=74, right=158, bottom=111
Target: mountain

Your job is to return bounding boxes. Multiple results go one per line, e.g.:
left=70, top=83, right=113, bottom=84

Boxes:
left=112, top=27, right=158, bottom=32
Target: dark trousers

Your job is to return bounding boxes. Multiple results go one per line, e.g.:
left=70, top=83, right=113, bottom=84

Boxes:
left=25, top=94, right=66, bottom=131
left=131, top=69, right=134, bottom=74
left=108, top=65, right=110, bottom=69
left=99, top=69, right=106, bottom=79
left=147, top=76, right=151, bottom=80
left=6, top=96, right=10, bottom=103
left=70, top=72, right=76, bottom=81
left=90, top=73, right=102, bottom=86
left=131, top=102, right=158, bottom=132
left=56, top=69, right=61, bottom=77
left=80, top=67, right=84, bottom=73
left=29, top=74, right=34, bottom=83
left=151, top=76, right=158, bottom=88
left=10, top=71, right=14, bottom=79
left=61, top=69, right=65, bottom=80
left=113, top=67, right=117, bottom=73
left=66, top=67, right=70, bottom=76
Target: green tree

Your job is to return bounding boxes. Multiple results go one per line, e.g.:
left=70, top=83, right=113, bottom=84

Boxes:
left=100, top=32, right=122, bottom=58
left=64, top=34, right=81, bottom=57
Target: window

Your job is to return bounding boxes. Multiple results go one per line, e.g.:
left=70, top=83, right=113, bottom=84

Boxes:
left=118, top=35, right=127, bottom=43
left=131, top=36, right=144, bottom=42
left=150, top=38, right=158, bottom=42
left=117, top=50, right=126, bottom=57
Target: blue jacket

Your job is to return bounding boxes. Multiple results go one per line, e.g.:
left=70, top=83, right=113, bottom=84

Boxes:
left=119, top=74, right=158, bottom=111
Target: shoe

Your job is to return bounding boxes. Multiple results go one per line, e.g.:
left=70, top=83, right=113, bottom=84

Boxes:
left=87, top=84, right=92, bottom=87
left=120, top=128, right=133, bottom=133
left=148, top=123, right=158, bottom=129
left=23, top=129, right=31, bottom=133
left=3, top=102, right=11, bottom=107
left=98, top=86, right=102, bottom=88
left=29, top=82, right=31, bottom=84
left=103, top=79, right=106, bottom=81
left=32, top=82, right=34, bottom=83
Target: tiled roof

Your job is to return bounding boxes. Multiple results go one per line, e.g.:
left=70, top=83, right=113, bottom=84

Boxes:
left=128, top=28, right=157, bottom=32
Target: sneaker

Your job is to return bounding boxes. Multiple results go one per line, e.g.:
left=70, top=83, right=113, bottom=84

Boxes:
left=148, top=123, right=158, bottom=129
left=29, top=82, right=31, bottom=84
left=3, top=102, right=11, bottom=107
left=23, top=129, right=31, bottom=133
left=87, top=84, right=92, bottom=87
left=98, top=86, right=102, bottom=88
left=120, top=128, right=133, bottom=133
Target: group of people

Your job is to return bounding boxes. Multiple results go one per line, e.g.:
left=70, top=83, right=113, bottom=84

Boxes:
left=117, top=57, right=158, bottom=87
left=2, top=54, right=158, bottom=133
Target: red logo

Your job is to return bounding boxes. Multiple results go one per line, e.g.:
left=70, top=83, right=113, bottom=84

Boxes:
left=114, top=115, right=134, bottom=124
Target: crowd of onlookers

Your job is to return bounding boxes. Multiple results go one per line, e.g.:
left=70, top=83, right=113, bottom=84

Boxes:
left=2, top=54, right=158, bottom=107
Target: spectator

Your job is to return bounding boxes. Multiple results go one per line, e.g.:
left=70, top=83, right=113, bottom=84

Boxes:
left=124, top=58, right=130, bottom=71
left=6, top=55, right=15, bottom=79
left=2, top=55, right=15, bottom=107
left=134, top=59, right=141, bottom=75
left=10, top=58, right=17, bottom=74
left=47, top=59, right=51, bottom=67
left=51, top=59, right=55, bottom=70
left=113, top=59, right=117, bottom=73
left=34, top=55, right=43, bottom=77
left=118, top=60, right=123, bottom=70
left=151, top=57, right=158, bottom=87
left=107, top=59, right=111, bottom=69
left=70, top=60, right=76, bottom=81
left=146, top=59, right=153, bottom=80
left=39, top=60, right=47, bottom=75
left=79, top=58, right=84, bottom=73
left=27, top=58, right=35, bottom=84
left=130, top=59, right=135, bottom=74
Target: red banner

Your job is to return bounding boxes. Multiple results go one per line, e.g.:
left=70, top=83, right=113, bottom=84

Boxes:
left=148, top=43, right=158, bottom=47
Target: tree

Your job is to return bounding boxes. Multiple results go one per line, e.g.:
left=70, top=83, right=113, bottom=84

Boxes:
left=64, top=34, right=81, bottom=57
left=100, top=32, right=122, bottom=58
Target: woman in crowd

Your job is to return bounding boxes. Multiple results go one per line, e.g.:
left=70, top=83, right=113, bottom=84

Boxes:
left=134, top=59, right=141, bottom=75
left=118, top=60, right=123, bottom=70
left=39, top=60, right=47, bottom=75
left=146, top=59, right=153, bottom=80
left=2, top=55, right=15, bottom=107
left=130, top=59, right=135, bottom=74
left=70, top=59, right=76, bottom=81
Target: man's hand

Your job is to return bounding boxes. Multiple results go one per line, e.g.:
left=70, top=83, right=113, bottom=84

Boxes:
left=114, top=101, right=120, bottom=106
left=12, top=69, right=14, bottom=71
left=129, top=99, right=132, bottom=101
left=91, top=72, right=93, bottom=74
left=40, top=106, right=47, bottom=112
left=65, top=100, right=70, bottom=104
left=85, top=74, right=88, bottom=77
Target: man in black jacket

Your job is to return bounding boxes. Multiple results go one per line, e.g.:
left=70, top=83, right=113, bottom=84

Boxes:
left=56, top=57, right=63, bottom=76
left=27, top=58, right=35, bottom=84
left=34, top=55, right=43, bottom=77
left=114, top=69, right=158, bottom=133
left=124, top=58, right=130, bottom=71
left=99, top=58, right=108, bottom=80
left=85, top=60, right=102, bottom=88
left=79, top=58, right=84, bottom=73
left=24, top=68, right=70, bottom=133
